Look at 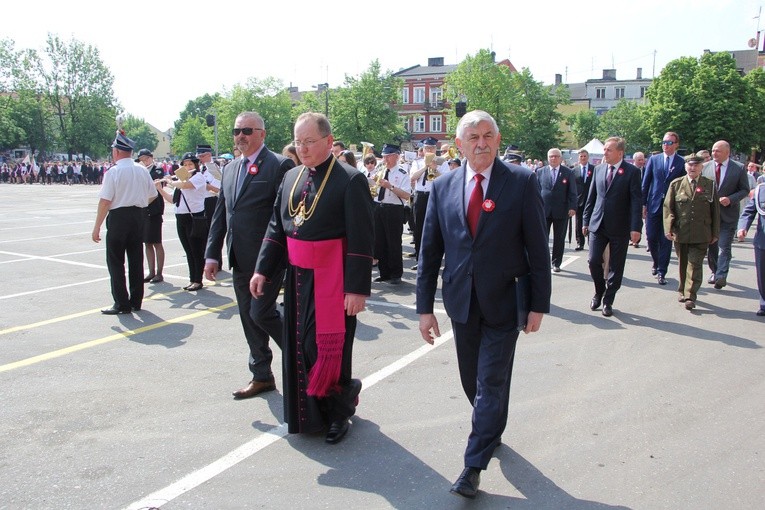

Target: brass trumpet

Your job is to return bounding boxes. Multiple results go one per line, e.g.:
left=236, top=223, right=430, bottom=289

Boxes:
left=424, top=153, right=440, bottom=181
left=369, top=162, right=386, bottom=197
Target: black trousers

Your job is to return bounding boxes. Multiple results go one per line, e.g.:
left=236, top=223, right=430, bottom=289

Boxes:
left=413, top=191, right=430, bottom=258
left=232, top=265, right=284, bottom=381
left=575, top=205, right=586, bottom=247
left=105, top=207, right=145, bottom=309
left=547, top=216, right=568, bottom=267
left=374, top=204, right=405, bottom=280
left=175, top=214, right=207, bottom=284
left=588, top=230, right=630, bottom=305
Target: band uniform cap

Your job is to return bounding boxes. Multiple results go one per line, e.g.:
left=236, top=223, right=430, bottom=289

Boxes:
left=421, top=137, right=438, bottom=147
left=134, top=148, right=153, bottom=162
left=685, top=154, right=704, bottom=164
left=504, top=144, right=520, bottom=152
left=381, top=143, right=401, bottom=155
left=195, top=144, right=212, bottom=154
left=449, top=158, right=462, bottom=166
left=180, top=152, right=199, bottom=163
left=504, top=151, right=523, bottom=163
left=111, top=131, right=136, bottom=152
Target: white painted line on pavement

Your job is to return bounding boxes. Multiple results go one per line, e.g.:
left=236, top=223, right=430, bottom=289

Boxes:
left=0, top=220, right=93, bottom=231
left=124, top=331, right=454, bottom=510
left=0, top=231, right=92, bottom=244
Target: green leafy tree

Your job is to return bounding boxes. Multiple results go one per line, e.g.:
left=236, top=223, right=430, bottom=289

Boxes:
left=444, top=49, right=515, bottom=137
left=328, top=60, right=405, bottom=149
left=506, top=68, right=569, bottom=159
left=644, top=52, right=750, bottom=152
left=171, top=117, right=209, bottom=156
left=596, top=100, right=651, bottom=154
left=174, top=93, right=221, bottom=134
left=32, top=34, right=119, bottom=159
left=567, top=109, right=600, bottom=148
left=122, top=114, right=159, bottom=153
left=743, top=68, right=765, bottom=153
left=214, top=77, right=294, bottom=153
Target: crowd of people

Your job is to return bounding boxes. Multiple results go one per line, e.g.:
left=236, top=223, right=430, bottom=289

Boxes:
left=80, top=109, right=763, bottom=499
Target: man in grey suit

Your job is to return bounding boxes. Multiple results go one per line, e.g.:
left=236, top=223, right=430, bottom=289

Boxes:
left=204, top=111, right=295, bottom=399
left=706, top=140, right=750, bottom=289
left=537, top=148, right=577, bottom=272
left=417, top=110, right=551, bottom=498
left=737, top=181, right=765, bottom=315
left=583, top=137, right=643, bottom=317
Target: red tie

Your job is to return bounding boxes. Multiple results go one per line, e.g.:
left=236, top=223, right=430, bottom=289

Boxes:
left=467, top=174, right=484, bottom=237
left=715, top=163, right=721, bottom=188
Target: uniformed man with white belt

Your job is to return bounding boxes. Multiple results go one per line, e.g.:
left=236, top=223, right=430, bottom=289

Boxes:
left=409, top=137, right=443, bottom=270
left=373, top=144, right=412, bottom=284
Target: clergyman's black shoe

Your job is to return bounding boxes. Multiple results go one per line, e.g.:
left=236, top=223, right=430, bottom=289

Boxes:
left=602, top=304, right=613, bottom=317
left=326, top=419, right=351, bottom=444
left=450, top=467, right=481, bottom=498
left=590, top=294, right=602, bottom=311
left=373, top=276, right=389, bottom=282
left=101, top=306, right=131, bottom=315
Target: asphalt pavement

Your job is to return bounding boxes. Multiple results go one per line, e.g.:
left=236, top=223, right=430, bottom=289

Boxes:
left=1, top=184, right=763, bottom=510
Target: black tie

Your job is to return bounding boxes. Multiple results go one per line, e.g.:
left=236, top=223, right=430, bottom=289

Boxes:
left=582, top=166, right=587, bottom=181
left=691, top=179, right=697, bottom=197
left=236, top=157, right=248, bottom=199
left=606, top=165, right=615, bottom=188
left=379, top=169, right=390, bottom=200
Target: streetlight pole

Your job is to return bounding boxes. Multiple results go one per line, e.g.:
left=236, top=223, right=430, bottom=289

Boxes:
left=315, top=83, right=329, bottom=118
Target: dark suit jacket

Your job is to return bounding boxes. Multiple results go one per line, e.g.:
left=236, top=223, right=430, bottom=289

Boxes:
left=416, top=158, right=551, bottom=327
left=536, top=165, right=577, bottom=219
left=716, top=159, right=750, bottom=224
left=574, top=163, right=594, bottom=208
left=583, top=161, right=643, bottom=237
left=738, top=183, right=765, bottom=249
left=205, top=146, right=295, bottom=273
left=642, top=153, right=686, bottom=216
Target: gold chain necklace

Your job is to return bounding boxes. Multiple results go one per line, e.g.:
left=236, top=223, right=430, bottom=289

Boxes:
left=288, top=158, right=335, bottom=227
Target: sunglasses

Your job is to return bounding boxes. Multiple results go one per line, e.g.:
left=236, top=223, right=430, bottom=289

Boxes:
left=232, top=127, right=263, bottom=136
left=662, top=140, right=675, bottom=146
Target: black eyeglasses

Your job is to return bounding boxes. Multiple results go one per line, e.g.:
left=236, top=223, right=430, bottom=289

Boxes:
left=232, top=127, right=263, bottom=136
left=662, top=140, right=675, bottom=146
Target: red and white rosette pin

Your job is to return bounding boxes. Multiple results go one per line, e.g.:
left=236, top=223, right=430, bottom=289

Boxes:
left=482, top=199, right=495, bottom=212
left=617, top=168, right=624, bottom=175
left=562, top=178, right=568, bottom=184
left=695, top=186, right=703, bottom=194
left=248, top=163, right=259, bottom=175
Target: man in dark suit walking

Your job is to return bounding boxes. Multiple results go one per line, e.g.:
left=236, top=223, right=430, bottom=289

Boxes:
left=583, top=137, right=643, bottom=317
left=642, top=131, right=687, bottom=285
left=707, top=140, right=750, bottom=289
left=573, top=149, right=594, bottom=251
left=204, top=111, right=295, bottom=399
left=537, top=148, right=577, bottom=272
left=737, top=181, right=765, bottom=315
left=417, top=110, right=551, bottom=498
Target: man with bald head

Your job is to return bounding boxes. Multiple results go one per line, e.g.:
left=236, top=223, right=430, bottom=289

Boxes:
left=706, top=140, right=750, bottom=289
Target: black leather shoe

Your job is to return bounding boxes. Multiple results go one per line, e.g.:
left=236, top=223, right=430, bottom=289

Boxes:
left=373, top=276, right=389, bottom=282
left=131, top=305, right=142, bottom=312
left=707, top=275, right=716, bottom=284
left=101, top=306, right=131, bottom=315
left=651, top=267, right=658, bottom=276
left=450, top=467, right=481, bottom=498
left=602, top=304, right=613, bottom=317
left=574, top=245, right=584, bottom=251
left=590, top=294, right=602, bottom=311
left=325, top=419, right=351, bottom=444
left=756, top=309, right=765, bottom=316
left=143, top=274, right=155, bottom=283
left=714, top=277, right=727, bottom=289
left=411, top=264, right=418, bottom=271
left=658, top=276, right=667, bottom=285
left=552, top=266, right=561, bottom=273
left=388, top=278, right=402, bottom=285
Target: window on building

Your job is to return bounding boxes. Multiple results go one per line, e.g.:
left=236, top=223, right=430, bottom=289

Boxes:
left=430, top=115, right=442, bottom=133
left=615, top=87, right=625, bottom=99
left=640, top=86, right=648, bottom=98
left=595, top=87, right=606, bottom=99
left=413, top=87, right=426, bottom=104
left=402, top=117, right=409, bottom=131
left=402, top=87, right=409, bottom=104
left=430, top=87, right=442, bottom=105
left=413, top=116, right=425, bottom=133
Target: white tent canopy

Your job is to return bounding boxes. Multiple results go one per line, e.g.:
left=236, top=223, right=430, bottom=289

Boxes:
left=579, top=138, right=605, bottom=155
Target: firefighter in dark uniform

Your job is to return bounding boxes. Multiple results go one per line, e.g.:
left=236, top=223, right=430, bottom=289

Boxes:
left=373, top=144, right=412, bottom=284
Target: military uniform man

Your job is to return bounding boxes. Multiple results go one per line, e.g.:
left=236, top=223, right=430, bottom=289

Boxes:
left=373, top=144, right=412, bottom=284
left=663, top=155, right=720, bottom=310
